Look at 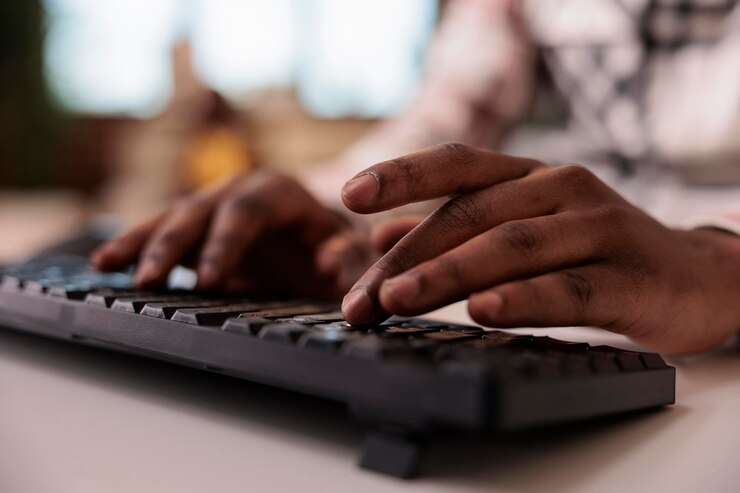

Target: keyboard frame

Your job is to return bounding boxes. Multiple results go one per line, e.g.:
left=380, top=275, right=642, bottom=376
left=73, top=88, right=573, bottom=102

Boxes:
left=0, top=283, right=676, bottom=478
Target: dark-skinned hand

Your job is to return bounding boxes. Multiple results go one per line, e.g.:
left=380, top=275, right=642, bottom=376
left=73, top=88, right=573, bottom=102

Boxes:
left=91, top=171, right=376, bottom=300
left=340, top=143, right=740, bottom=354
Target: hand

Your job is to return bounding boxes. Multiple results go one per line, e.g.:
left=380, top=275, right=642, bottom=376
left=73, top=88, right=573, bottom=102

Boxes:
left=340, top=143, right=740, bottom=353
left=91, top=170, right=374, bottom=300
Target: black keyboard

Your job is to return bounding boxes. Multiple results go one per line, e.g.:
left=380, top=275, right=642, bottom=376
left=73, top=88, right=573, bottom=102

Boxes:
left=0, top=253, right=675, bottom=478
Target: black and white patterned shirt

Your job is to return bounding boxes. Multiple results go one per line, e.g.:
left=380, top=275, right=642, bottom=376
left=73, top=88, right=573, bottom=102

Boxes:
left=345, top=0, right=740, bottom=175
left=318, top=0, right=740, bottom=230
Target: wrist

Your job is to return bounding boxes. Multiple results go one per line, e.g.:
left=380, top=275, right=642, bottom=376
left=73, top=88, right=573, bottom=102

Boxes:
left=685, top=228, right=740, bottom=339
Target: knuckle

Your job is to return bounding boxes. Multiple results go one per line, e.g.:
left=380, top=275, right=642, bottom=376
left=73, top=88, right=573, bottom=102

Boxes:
left=499, top=220, right=542, bottom=255
left=377, top=246, right=423, bottom=278
left=146, top=234, right=173, bottom=256
left=210, top=232, right=241, bottom=246
left=439, top=142, right=477, bottom=167
left=142, top=248, right=164, bottom=263
left=203, top=234, right=239, bottom=258
left=553, top=164, right=598, bottom=188
left=437, top=195, right=487, bottom=230
left=562, top=271, right=593, bottom=318
left=222, top=192, right=270, bottom=216
left=157, top=230, right=185, bottom=246
left=198, top=255, right=219, bottom=267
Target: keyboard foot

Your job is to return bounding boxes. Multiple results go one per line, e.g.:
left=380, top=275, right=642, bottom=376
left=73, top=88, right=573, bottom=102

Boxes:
left=358, top=429, right=424, bottom=479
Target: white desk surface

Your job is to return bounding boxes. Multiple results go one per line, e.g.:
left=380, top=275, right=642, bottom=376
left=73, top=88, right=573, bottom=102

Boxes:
left=1, top=300, right=739, bottom=493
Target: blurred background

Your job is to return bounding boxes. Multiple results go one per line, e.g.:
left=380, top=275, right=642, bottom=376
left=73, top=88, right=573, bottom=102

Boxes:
left=0, top=0, right=446, bottom=261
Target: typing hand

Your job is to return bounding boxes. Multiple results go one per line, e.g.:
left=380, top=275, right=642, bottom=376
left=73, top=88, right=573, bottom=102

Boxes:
left=340, top=143, right=740, bottom=353
left=91, top=170, right=374, bottom=299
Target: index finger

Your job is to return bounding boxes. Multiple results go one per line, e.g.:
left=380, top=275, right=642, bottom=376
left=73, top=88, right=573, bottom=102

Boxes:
left=90, top=212, right=166, bottom=271
left=341, top=143, right=543, bottom=214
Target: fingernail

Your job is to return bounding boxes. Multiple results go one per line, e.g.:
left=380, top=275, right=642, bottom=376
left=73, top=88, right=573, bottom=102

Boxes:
left=381, top=275, right=420, bottom=304
left=342, top=288, right=374, bottom=323
left=342, top=173, right=379, bottom=205
left=473, top=291, right=504, bottom=313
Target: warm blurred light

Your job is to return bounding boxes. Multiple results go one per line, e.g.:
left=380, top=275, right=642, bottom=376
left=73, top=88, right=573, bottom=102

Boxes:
left=43, top=0, right=437, bottom=119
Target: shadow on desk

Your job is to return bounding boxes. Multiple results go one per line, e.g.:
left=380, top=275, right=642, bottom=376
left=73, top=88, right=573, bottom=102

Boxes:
left=1, top=328, right=737, bottom=492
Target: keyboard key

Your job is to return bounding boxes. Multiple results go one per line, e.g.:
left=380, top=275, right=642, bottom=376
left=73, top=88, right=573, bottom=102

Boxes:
left=293, top=311, right=345, bottom=324
left=299, top=330, right=358, bottom=352
left=381, top=325, right=440, bottom=336
left=172, top=303, right=278, bottom=325
left=172, top=302, right=329, bottom=326
left=221, top=316, right=273, bottom=335
left=401, top=320, right=451, bottom=329
left=48, top=286, right=90, bottom=300
left=312, top=321, right=354, bottom=332
left=258, top=323, right=308, bottom=344
left=112, top=295, right=199, bottom=313
left=421, top=330, right=484, bottom=342
left=466, top=331, right=531, bottom=348
left=241, top=304, right=338, bottom=320
left=23, top=281, right=47, bottom=295
left=84, top=290, right=150, bottom=307
left=141, top=299, right=234, bottom=318
left=341, top=337, right=407, bottom=360
left=1, top=276, right=22, bottom=292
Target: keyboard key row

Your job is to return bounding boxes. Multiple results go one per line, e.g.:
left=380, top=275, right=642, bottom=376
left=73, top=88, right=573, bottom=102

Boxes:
left=0, top=274, right=666, bottom=376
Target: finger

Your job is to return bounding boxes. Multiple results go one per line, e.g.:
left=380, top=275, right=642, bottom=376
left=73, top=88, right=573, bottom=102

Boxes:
left=101, top=175, right=242, bottom=282
left=197, top=173, right=341, bottom=289
left=467, top=263, right=621, bottom=330
left=342, top=170, right=566, bottom=325
left=90, top=212, right=166, bottom=271
left=341, top=143, right=544, bottom=214
left=315, top=230, right=375, bottom=294
left=377, top=211, right=610, bottom=316
left=135, top=197, right=217, bottom=287
left=370, top=216, right=424, bottom=253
